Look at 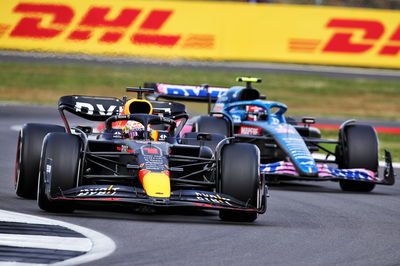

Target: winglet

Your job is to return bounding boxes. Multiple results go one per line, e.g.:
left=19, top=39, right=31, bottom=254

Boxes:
left=383, top=150, right=395, bottom=185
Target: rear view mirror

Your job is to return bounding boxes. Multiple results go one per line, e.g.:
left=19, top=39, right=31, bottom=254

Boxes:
left=302, top=117, right=316, bottom=125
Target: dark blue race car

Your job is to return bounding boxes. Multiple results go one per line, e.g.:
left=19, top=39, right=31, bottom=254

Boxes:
left=15, top=87, right=267, bottom=222
left=145, top=77, right=395, bottom=192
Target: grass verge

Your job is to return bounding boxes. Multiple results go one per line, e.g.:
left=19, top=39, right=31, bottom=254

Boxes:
left=1, top=61, right=399, bottom=119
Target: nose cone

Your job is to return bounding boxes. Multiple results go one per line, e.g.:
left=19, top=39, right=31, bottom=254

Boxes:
left=139, top=170, right=171, bottom=197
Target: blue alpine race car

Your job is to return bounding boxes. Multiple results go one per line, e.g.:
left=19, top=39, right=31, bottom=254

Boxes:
left=145, top=78, right=395, bottom=192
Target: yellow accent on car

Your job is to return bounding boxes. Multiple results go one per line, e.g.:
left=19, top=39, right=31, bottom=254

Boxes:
left=236, top=77, right=262, bottom=83
left=142, top=172, right=171, bottom=198
left=124, top=99, right=153, bottom=115
left=106, top=185, right=113, bottom=194
left=150, top=130, right=159, bottom=141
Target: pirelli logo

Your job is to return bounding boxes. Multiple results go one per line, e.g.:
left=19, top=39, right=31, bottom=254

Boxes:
left=2, top=2, right=214, bottom=49
left=289, top=18, right=400, bottom=56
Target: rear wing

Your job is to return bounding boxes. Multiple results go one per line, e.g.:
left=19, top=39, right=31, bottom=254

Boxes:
left=58, top=95, right=124, bottom=132
left=59, top=95, right=123, bottom=121
left=145, top=83, right=229, bottom=103
left=58, top=95, right=188, bottom=132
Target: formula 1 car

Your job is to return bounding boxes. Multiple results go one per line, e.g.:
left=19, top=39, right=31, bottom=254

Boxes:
left=144, top=78, right=395, bottom=192
left=14, top=88, right=266, bottom=222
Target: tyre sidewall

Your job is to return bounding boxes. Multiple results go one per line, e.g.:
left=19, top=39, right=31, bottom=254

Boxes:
left=38, top=132, right=81, bottom=212
left=220, top=143, right=261, bottom=208
left=341, top=125, right=378, bottom=171
left=337, top=124, right=378, bottom=192
left=15, top=123, right=65, bottom=199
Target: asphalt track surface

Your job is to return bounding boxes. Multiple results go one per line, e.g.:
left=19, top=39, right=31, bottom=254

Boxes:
left=0, top=104, right=399, bottom=266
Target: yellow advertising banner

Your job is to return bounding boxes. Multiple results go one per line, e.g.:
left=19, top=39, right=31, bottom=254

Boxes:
left=0, top=0, right=399, bottom=68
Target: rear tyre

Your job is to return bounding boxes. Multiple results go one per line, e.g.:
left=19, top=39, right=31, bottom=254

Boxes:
left=337, top=124, right=378, bottom=192
left=37, top=133, right=81, bottom=212
left=219, top=143, right=261, bottom=222
left=15, top=123, right=65, bottom=199
left=194, top=116, right=230, bottom=137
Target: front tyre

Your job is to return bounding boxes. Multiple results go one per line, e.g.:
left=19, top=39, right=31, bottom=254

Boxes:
left=37, top=133, right=81, bottom=212
left=337, top=124, right=378, bottom=192
left=15, top=123, right=65, bottom=199
left=219, top=143, right=261, bottom=222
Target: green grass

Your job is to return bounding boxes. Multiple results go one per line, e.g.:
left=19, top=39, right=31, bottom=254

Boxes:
left=1, top=61, right=399, bottom=119
left=0, top=60, right=398, bottom=161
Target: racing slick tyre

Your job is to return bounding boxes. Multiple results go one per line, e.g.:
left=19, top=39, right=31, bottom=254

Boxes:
left=194, top=116, right=230, bottom=137
left=219, top=143, right=261, bottom=222
left=15, top=123, right=65, bottom=199
left=37, top=133, right=81, bottom=213
left=336, top=124, right=378, bottom=192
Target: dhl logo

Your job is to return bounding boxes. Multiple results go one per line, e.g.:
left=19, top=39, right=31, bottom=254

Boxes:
left=289, top=18, right=400, bottom=56
left=3, top=2, right=214, bottom=49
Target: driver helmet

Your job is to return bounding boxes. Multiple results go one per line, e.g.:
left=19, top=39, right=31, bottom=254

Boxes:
left=122, top=121, right=160, bottom=140
left=246, top=105, right=267, bottom=121
left=122, top=121, right=146, bottom=139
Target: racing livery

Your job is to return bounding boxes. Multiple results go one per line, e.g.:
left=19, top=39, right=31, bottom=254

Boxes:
left=14, top=88, right=266, bottom=222
left=145, top=78, right=395, bottom=192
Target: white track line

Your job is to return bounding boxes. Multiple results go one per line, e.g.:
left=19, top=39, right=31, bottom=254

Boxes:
left=0, top=234, right=91, bottom=252
left=0, top=210, right=116, bottom=266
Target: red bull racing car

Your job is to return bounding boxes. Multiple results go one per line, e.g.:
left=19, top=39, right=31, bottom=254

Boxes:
left=144, top=78, right=395, bottom=192
left=14, top=88, right=266, bottom=222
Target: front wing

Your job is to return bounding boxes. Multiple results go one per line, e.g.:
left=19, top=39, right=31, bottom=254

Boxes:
left=50, top=185, right=266, bottom=213
left=261, top=151, right=395, bottom=185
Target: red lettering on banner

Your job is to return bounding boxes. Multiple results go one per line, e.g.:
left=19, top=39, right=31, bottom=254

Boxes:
left=7, top=3, right=211, bottom=50
left=379, top=25, right=400, bottom=55
left=132, top=33, right=180, bottom=46
left=10, top=3, right=74, bottom=38
left=139, top=10, right=172, bottom=30
left=132, top=10, right=181, bottom=46
left=68, top=7, right=141, bottom=43
left=323, top=19, right=384, bottom=53
left=379, top=45, right=400, bottom=56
